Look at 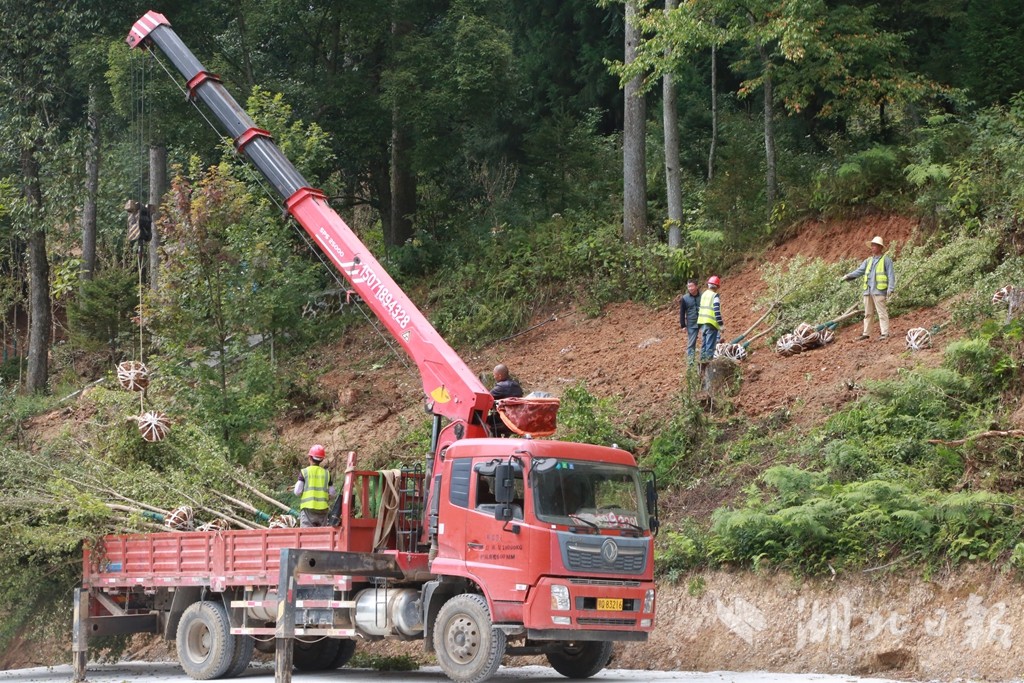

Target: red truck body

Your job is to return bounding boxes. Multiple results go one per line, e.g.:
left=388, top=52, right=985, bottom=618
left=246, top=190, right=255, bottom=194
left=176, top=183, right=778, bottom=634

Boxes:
left=72, top=12, right=658, bottom=683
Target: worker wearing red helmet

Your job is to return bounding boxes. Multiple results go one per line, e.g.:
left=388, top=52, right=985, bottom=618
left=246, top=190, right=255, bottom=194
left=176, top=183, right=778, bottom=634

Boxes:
left=696, top=275, right=724, bottom=361
left=294, top=444, right=336, bottom=527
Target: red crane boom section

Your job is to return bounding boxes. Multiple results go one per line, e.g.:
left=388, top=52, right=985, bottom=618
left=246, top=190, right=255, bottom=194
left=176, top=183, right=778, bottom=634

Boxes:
left=127, top=11, right=493, bottom=427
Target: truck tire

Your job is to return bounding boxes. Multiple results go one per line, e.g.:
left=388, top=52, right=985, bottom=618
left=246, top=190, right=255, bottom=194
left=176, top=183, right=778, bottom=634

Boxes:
left=293, top=637, right=340, bottom=671
left=330, top=639, right=357, bottom=668
left=176, top=601, right=236, bottom=680
left=433, top=594, right=506, bottom=683
left=224, top=635, right=254, bottom=678
left=546, top=641, right=613, bottom=679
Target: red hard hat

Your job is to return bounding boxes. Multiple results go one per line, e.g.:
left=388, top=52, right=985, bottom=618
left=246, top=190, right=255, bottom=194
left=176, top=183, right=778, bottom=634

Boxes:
left=707, top=275, right=721, bottom=287
left=308, top=444, right=326, bottom=461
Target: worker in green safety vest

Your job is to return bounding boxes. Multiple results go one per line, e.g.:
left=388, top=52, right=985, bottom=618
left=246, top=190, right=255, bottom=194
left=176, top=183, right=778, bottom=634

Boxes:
left=842, top=235, right=896, bottom=342
left=294, top=444, right=335, bottom=527
left=696, top=275, right=724, bottom=361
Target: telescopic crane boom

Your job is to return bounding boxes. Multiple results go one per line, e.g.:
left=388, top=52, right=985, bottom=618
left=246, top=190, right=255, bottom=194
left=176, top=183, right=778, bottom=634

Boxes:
left=127, top=11, right=493, bottom=431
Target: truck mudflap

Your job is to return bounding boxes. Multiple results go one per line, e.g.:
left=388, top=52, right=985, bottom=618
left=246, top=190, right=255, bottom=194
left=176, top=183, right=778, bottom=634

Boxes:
left=522, top=576, right=655, bottom=639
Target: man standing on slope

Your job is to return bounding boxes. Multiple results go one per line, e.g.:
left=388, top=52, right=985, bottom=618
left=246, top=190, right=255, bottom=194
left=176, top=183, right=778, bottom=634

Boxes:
left=697, top=276, right=724, bottom=361
left=842, top=236, right=896, bottom=342
left=679, top=279, right=701, bottom=364
left=294, top=444, right=335, bottom=527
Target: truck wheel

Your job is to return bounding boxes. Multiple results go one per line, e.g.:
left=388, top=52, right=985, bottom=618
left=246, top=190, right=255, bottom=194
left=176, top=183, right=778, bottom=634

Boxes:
left=176, top=601, right=236, bottom=680
left=330, top=639, right=357, bottom=668
left=293, top=637, right=340, bottom=671
left=433, top=594, right=506, bottom=683
left=224, top=635, right=254, bottom=678
left=546, top=641, right=613, bottom=679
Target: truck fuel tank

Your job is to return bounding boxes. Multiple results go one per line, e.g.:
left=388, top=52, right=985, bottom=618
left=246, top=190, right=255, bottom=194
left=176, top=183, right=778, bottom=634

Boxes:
left=352, top=587, right=423, bottom=637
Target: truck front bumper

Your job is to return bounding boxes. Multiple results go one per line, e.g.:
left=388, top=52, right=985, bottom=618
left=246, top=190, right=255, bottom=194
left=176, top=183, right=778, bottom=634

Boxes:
left=522, top=576, right=655, bottom=640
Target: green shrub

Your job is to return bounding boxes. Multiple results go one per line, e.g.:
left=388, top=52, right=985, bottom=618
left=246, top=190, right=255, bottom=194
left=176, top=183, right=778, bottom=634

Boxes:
left=811, top=145, right=909, bottom=215
left=943, top=337, right=1015, bottom=397
left=645, top=391, right=709, bottom=482
left=654, top=529, right=705, bottom=580
left=555, top=383, right=636, bottom=451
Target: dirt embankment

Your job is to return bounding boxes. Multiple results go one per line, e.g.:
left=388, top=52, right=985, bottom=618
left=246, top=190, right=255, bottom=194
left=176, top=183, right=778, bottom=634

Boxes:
left=614, top=565, right=1024, bottom=681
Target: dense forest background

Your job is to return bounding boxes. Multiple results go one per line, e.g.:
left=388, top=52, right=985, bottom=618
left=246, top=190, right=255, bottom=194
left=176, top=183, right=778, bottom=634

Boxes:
left=7, top=0, right=1024, bottom=665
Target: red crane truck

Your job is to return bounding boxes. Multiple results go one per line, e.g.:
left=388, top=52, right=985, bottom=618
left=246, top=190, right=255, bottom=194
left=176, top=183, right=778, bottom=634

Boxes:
left=71, top=11, right=659, bottom=683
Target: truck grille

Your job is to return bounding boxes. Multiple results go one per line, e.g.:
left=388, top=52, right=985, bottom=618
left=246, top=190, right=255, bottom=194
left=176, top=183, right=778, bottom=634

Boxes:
left=558, top=533, right=648, bottom=575
left=578, top=617, right=637, bottom=627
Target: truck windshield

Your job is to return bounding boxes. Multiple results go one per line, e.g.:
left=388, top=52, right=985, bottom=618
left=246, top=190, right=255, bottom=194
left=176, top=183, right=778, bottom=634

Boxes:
left=530, top=459, right=648, bottom=531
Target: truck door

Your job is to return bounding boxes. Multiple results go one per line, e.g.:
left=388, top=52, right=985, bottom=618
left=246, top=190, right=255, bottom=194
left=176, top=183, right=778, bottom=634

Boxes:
left=464, top=460, right=529, bottom=604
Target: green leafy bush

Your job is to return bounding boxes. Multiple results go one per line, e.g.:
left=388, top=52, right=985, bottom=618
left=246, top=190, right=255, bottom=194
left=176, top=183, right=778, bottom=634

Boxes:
left=811, top=145, right=909, bottom=215
left=555, top=383, right=636, bottom=450
left=645, top=391, right=709, bottom=481
left=655, top=529, right=705, bottom=580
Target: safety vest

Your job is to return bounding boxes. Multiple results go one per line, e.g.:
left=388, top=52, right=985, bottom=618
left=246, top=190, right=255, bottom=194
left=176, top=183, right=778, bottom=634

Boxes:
left=862, top=257, right=888, bottom=292
left=300, top=465, right=330, bottom=511
left=696, top=290, right=721, bottom=329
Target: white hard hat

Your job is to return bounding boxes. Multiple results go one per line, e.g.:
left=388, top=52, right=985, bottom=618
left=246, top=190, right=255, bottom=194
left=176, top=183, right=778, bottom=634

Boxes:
left=869, top=236, right=884, bottom=247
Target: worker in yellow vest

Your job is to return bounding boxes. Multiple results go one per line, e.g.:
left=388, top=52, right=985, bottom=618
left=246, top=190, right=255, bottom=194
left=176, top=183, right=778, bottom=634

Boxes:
left=294, top=444, right=335, bottom=527
left=842, top=236, right=896, bottom=342
left=696, top=275, right=724, bottom=361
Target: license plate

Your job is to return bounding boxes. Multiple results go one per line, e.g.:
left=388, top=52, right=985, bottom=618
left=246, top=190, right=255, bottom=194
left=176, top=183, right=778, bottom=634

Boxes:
left=597, top=598, right=622, bottom=611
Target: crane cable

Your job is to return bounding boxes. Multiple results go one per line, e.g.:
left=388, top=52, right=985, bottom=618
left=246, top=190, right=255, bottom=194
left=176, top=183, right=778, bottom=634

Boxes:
left=144, top=49, right=412, bottom=376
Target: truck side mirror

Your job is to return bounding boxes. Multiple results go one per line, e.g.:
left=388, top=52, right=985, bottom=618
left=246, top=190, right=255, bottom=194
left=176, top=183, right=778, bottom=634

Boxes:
left=645, top=478, right=660, bottom=536
left=494, top=464, right=515, bottom=504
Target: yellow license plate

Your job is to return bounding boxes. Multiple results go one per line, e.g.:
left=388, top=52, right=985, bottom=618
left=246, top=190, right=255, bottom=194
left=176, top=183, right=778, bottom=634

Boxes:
left=597, top=598, right=623, bottom=611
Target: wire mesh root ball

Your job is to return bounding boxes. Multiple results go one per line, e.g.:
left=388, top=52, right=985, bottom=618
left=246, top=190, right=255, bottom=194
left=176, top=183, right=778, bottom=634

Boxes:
left=195, top=518, right=230, bottom=532
left=818, top=328, right=836, bottom=346
left=116, top=360, right=150, bottom=392
left=135, top=411, right=171, bottom=442
left=714, top=343, right=748, bottom=362
left=793, top=323, right=820, bottom=348
left=776, top=333, right=804, bottom=357
left=164, top=505, right=195, bottom=531
left=993, top=285, right=1015, bottom=305
left=906, top=327, right=931, bottom=351
left=268, top=514, right=299, bottom=529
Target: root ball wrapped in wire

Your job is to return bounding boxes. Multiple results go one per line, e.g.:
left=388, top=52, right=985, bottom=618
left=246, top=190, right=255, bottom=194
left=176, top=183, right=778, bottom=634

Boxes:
left=135, top=411, right=171, bottom=442
left=818, top=328, right=836, bottom=345
left=268, top=514, right=299, bottom=529
left=993, top=285, right=1015, bottom=305
left=116, top=360, right=150, bottom=392
left=164, top=505, right=195, bottom=531
left=714, top=343, right=747, bottom=362
left=906, top=327, right=931, bottom=351
left=195, top=518, right=229, bottom=532
left=776, top=334, right=804, bottom=357
left=793, top=323, right=821, bottom=348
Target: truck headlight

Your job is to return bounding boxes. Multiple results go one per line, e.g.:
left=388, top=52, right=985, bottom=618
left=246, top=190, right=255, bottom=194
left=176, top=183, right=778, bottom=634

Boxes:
left=643, top=589, right=655, bottom=613
left=550, top=584, right=570, bottom=612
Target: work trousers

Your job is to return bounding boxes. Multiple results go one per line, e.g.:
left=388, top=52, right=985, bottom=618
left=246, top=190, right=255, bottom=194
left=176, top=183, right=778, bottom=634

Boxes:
left=300, top=508, right=329, bottom=528
left=863, top=293, right=890, bottom=336
left=700, top=324, right=720, bottom=361
left=685, top=324, right=699, bottom=362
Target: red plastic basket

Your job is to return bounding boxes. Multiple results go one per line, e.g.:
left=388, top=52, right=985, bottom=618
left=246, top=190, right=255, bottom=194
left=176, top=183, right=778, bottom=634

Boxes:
left=496, top=396, right=561, bottom=437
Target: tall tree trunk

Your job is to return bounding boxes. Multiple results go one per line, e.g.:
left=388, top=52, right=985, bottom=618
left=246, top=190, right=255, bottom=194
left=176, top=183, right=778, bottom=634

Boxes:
left=387, top=17, right=415, bottom=250
left=81, top=84, right=101, bottom=287
left=22, top=146, right=50, bottom=393
left=149, top=144, right=167, bottom=292
left=623, top=0, right=648, bottom=243
left=663, top=0, right=682, bottom=250
left=389, top=119, right=416, bottom=248
left=708, top=43, right=718, bottom=183
left=234, top=0, right=255, bottom=86
left=759, top=45, right=778, bottom=210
